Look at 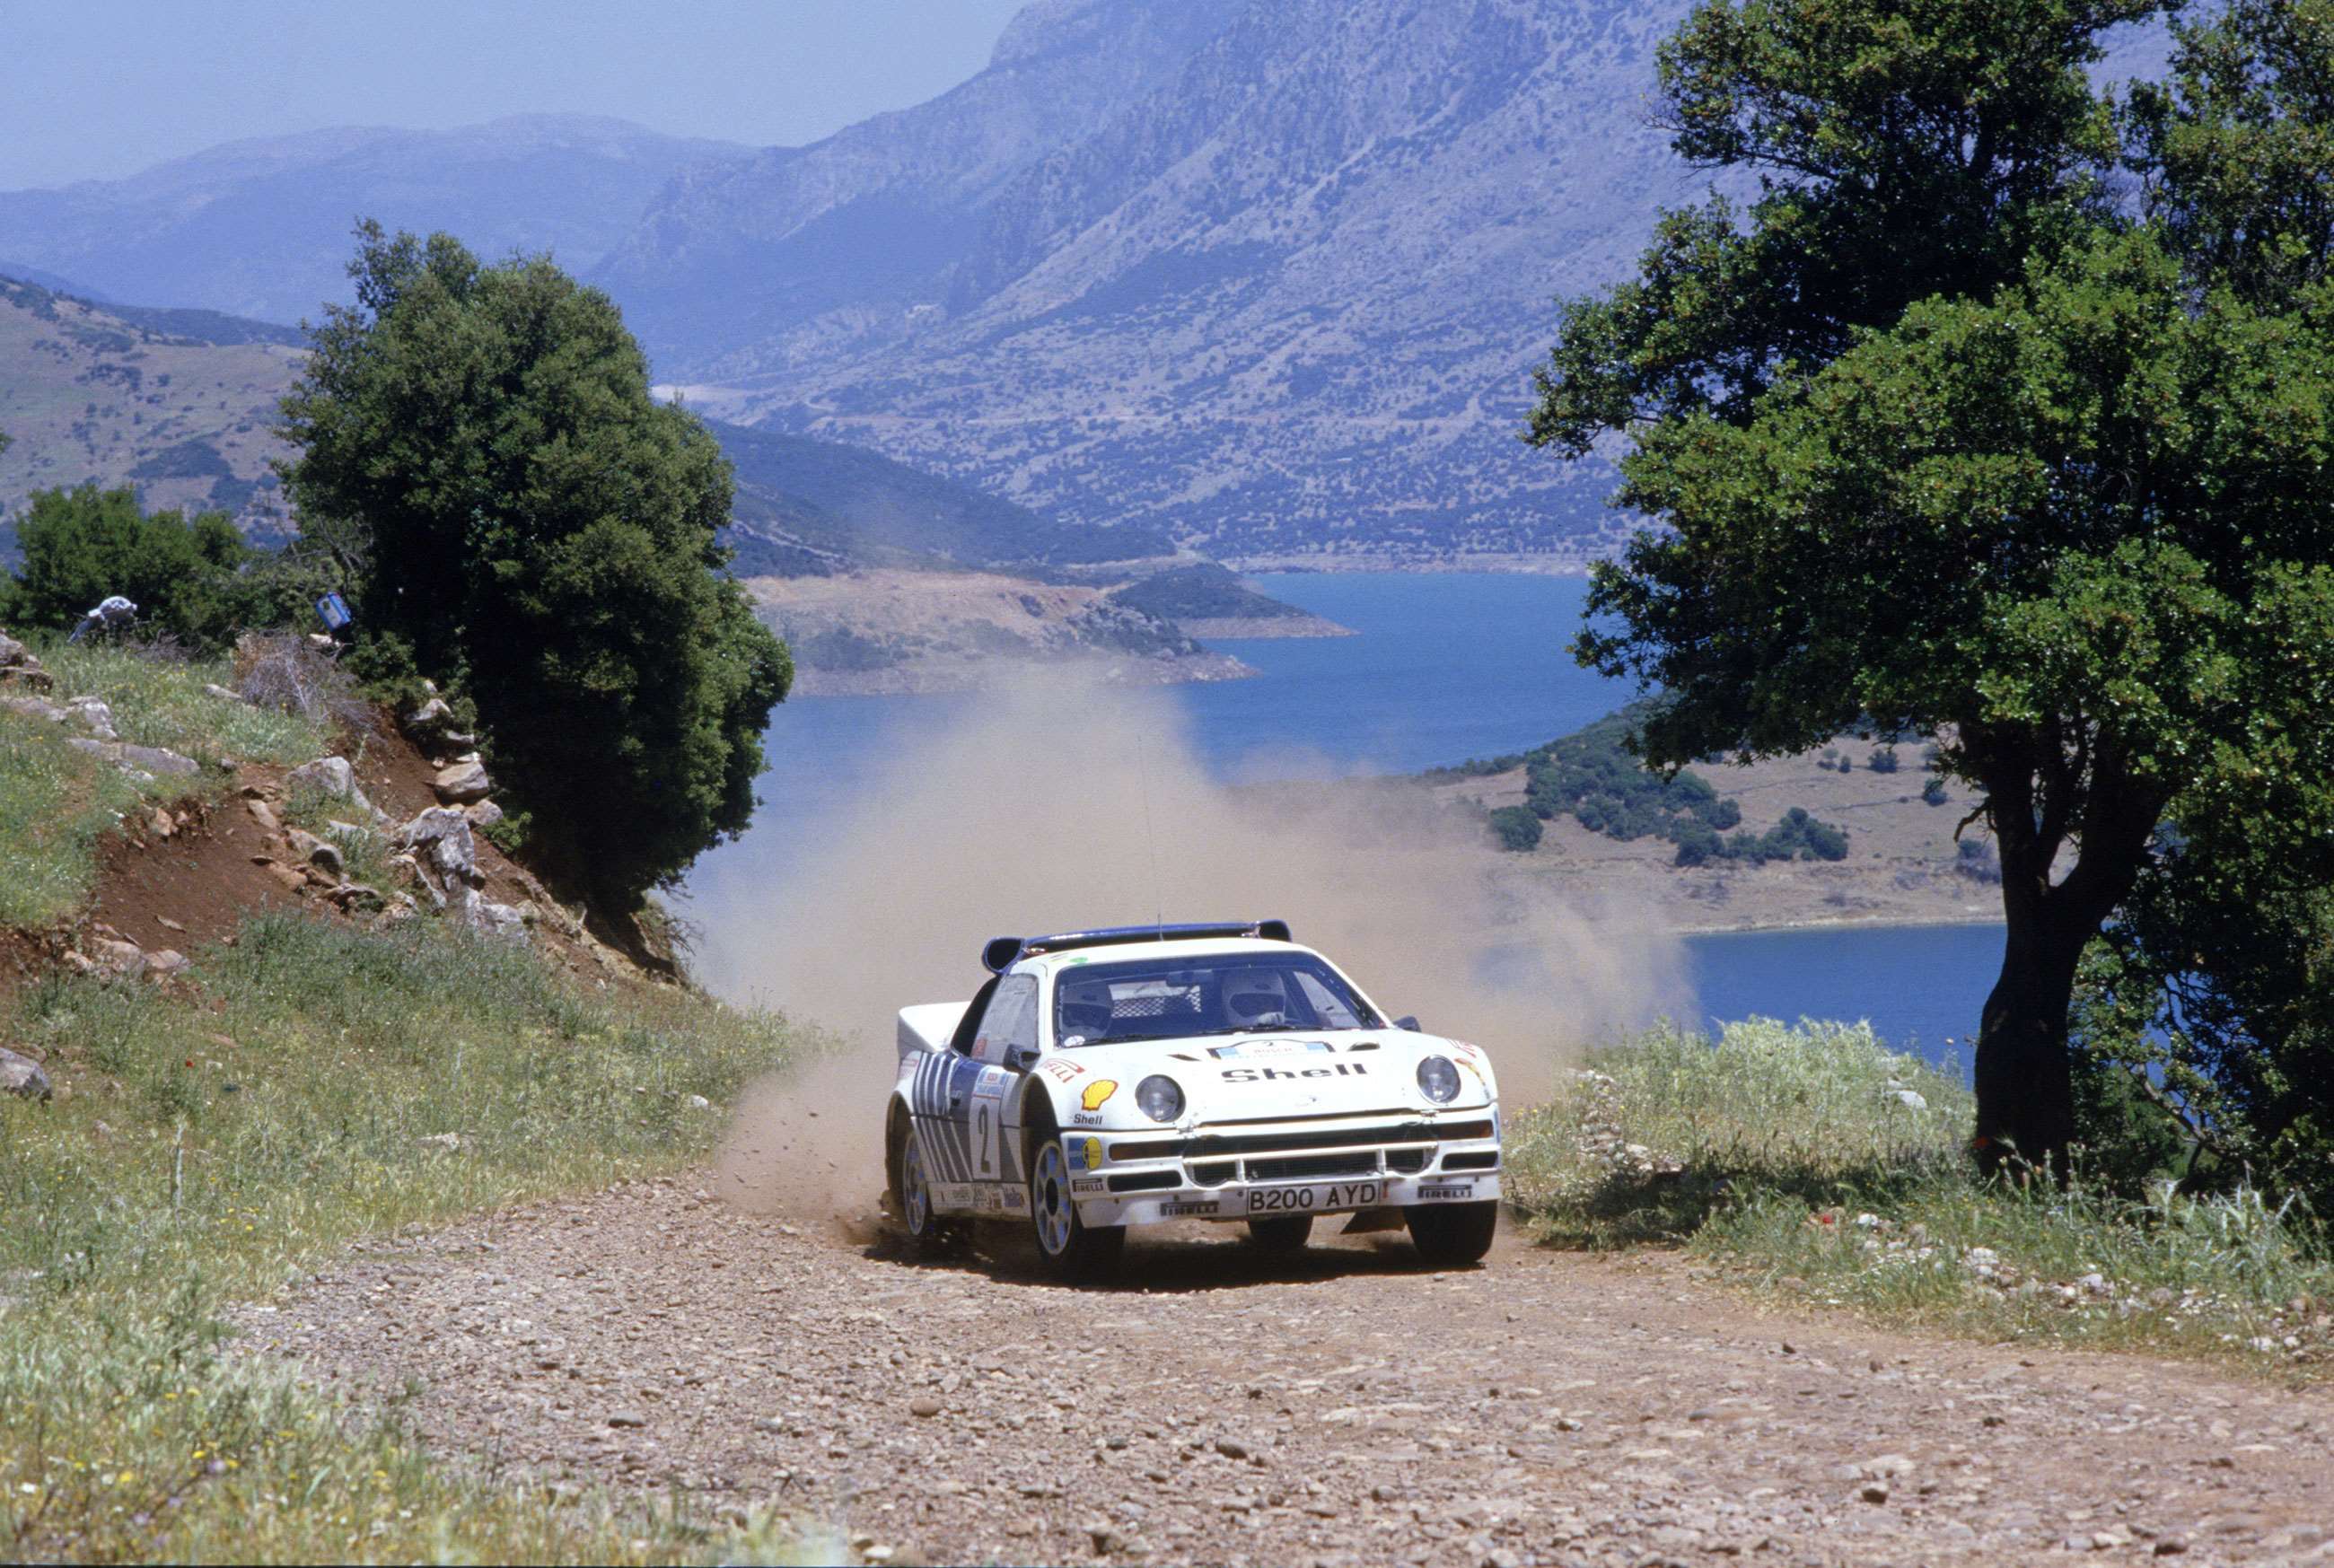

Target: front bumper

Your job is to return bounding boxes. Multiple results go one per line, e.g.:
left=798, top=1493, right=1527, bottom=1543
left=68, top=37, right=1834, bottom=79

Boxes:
left=1066, top=1105, right=1501, bottom=1228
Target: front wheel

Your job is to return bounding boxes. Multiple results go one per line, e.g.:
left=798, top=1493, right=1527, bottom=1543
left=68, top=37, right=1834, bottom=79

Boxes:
left=1406, top=1200, right=1498, bottom=1266
left=1029, top=1134, right=1124, bottom=1281
left=1245, top=1215, right=1313, bottom=1252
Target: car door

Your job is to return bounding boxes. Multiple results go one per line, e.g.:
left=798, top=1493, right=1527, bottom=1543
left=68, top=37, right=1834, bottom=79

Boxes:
left=913, top=974, right=1035, bottom=1209
left=961, top=974, right=1038, bottom=1198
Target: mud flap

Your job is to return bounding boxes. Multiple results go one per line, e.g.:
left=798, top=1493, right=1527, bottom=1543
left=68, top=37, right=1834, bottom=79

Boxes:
left=1340, top=1206, right=1407, bottom=1234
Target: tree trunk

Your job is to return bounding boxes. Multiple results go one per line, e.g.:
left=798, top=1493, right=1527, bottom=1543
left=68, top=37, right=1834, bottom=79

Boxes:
left=1967, top=729, right=2165, bottom=1178
left=1971, top=907, right=2090, bottom=1173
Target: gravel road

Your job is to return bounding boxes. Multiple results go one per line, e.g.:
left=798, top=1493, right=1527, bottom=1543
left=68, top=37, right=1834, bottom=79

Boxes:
left=242, top=1180, right=2334, bottom=1566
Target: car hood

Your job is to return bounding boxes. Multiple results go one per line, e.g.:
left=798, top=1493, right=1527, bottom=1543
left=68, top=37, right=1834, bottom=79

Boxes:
left=1046, top=1030, right=1496, bottom=1126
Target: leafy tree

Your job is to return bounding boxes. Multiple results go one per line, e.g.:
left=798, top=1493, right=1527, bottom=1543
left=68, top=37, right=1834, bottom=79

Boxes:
left=1487, top=805, right=1543, bottom=853
left=5, top=484, right=253, bottom=647
left=278, top=223, right=793, bottom=906
left=1531, top=0, right=2334, bottom=1169
left=2073, top=813, right=2334, bottom=1211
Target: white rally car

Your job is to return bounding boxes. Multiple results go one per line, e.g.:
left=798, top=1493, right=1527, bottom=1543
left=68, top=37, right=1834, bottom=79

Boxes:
left=884, top=921, right=1501, bottom=1278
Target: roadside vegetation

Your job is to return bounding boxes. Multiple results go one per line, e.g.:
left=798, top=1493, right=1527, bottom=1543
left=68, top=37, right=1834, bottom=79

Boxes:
left=0, top=913, right=827, bottom=1563
left=0, top=641, right=327, bottom=926
left=1507, top=1021, right=2334, bottom=1375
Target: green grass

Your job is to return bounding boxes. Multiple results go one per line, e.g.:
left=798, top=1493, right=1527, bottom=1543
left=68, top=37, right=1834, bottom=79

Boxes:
left=1506, top=1018, right=2334, bottom=1375
left=0, top=912, right=834, bottom=1563
left=38, top=642, right=329, bottom=767
left=0, top=642, right=333, bottom=927
left=0, top=709, right=147, bottom=926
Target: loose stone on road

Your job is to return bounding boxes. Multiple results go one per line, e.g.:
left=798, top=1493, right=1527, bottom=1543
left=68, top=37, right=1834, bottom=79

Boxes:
left=242, top=1180, right=2334, bottom=1565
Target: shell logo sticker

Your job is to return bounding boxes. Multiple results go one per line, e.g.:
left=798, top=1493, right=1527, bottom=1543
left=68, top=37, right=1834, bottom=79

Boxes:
left=1068, top=1135, right=1104, bottom=1172
left=1081, top=1079, right=1119, bottom=1112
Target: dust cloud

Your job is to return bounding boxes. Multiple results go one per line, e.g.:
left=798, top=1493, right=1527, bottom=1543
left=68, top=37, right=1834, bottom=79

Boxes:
left=700, top=679, right=1683, bottom=1228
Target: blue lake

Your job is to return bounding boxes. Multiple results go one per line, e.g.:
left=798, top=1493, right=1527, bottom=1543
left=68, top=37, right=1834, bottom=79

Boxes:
left=683, top=572, right=2004, bottom=1068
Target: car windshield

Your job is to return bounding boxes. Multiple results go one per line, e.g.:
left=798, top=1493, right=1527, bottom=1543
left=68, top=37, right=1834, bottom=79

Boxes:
left=1052, top=953, right=1382, bottom=1046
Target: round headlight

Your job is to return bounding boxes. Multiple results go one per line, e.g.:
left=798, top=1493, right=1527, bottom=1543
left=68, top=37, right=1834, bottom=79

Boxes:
left=1417, top=1055, right=1461, bottom=1104
left=1135, top=1074, right=1183, bottom=1123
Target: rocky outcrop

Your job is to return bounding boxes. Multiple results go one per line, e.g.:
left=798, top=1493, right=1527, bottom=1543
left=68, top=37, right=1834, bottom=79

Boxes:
left=0, top=630, right=54, bottom=693
left=285, top=756, right=384, bottom=821
left=392, top=807, right=526, bottom=941
left=0, top=1047, right=52, bottom=1100
left=432, top=758, right=492, bottom=804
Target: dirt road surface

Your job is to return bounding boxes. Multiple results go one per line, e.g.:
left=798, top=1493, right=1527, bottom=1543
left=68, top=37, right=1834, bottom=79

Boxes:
left=244, top=1181, right=2334, bottom=1566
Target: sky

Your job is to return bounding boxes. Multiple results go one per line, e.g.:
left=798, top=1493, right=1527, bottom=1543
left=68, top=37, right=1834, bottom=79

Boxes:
left=0, top=0, right=1030, bottom=189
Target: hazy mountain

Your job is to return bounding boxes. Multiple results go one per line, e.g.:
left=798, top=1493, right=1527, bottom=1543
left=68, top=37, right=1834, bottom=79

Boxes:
left=0, top=116, right=750, bottom=325
left=595, top=0, right=1248, bottom=373
left=0, top=270, right=1124, bottom=576
left=613, top=0, right=1702, bottom=560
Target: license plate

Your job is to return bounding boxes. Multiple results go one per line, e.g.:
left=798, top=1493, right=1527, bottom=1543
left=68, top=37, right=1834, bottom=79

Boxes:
left=1246, top=1180, right=1380, bottom=1215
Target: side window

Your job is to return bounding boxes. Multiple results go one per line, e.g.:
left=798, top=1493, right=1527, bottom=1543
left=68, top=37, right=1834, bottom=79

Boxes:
left=949, top=976, right=1000, bottom=1056
left=970, top=976, right=1039, bottom=1066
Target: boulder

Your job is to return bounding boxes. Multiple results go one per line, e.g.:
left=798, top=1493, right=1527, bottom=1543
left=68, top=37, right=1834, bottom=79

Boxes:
left=329, top=883, right=388, bottom=914
left=245, top=799, right=281, bottom=833
left=397, top=807, right=481, bottom=887
left=402, top=696, right=455, bottom=739
left=0, top=631, right=54, bottom=693
left=474, top=899, right=529, bottom=942
left=0, top=1047, right=51, bottom=1101
left=285, top=828, right=345, bottom=879
left=1, top=695, right=66, bottom=724
left=145, top=950, right=189, bottom=981
left=203, top=682, right=247, bottom=705
left=285, top=756, right=381, bottom=819
left=64, top=696, right=118, bottom=740
left=388, top=853, right=446, bottom=909
left=86, top=937, right=146, bottom=980
left=464, top=799, right=505, bottom=829
left=433, top=759, right=493, bottom=804
left=118, top=744, right=198, bottom=777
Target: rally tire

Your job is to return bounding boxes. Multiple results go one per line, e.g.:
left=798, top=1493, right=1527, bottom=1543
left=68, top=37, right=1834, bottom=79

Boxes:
left=1406, top=1199, right=1498, bottom=1266
left=1028, top=1134, right=1124, bottom=1281
left=1245, top=1215, right=1314, bottom=1252
left=889, top=1114, right=964, bottom=1257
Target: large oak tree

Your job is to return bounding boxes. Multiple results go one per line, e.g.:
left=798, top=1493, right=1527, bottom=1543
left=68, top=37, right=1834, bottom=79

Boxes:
left=1532, top=0, right=2334, bottom=1166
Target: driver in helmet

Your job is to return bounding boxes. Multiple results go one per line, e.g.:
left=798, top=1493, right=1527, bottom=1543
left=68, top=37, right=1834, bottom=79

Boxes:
left=1059, top=984, right=1111, bottom=1046
left=1222, top=968, right=1294, bottom=1032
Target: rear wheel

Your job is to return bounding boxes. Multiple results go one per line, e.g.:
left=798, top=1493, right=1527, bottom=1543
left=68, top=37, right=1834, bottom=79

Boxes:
left=1245, top=1215, right=1313, bottom=1252
left=1407, top=1200, right=1497, bottom=1266
left=889, top=1115, right=963, bottom=1257
left=1028, top=1134, right=1124, bottom=1281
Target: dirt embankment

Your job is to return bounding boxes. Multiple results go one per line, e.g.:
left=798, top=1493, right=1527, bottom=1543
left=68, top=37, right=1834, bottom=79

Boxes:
left=249, top=1183, right=2334, bottom=1567
left=1, top=715, right=646, bottom=999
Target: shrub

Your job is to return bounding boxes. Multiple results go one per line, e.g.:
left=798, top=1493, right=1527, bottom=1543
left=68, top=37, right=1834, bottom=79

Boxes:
left=1923, top=775, right=1949, bottom=806
left=4, top=485, right=252, bottom=650
left=1487, top=803, right=1543, bottom=851
left=1868, top=746, right=1900, bottom=773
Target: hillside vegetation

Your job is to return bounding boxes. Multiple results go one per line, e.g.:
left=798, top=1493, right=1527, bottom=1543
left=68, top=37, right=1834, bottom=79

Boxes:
left=0, top=276, right=301, bottom=539
left=0, top=913, right=820, bottom=1563
left=711, top=418, right=1170, bottom=574
left=1506, top=1021, right=2333, bottom=1375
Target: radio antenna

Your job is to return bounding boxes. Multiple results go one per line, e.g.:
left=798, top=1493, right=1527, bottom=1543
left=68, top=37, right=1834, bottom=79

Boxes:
left=1136, top=734, right=1163, bottom=937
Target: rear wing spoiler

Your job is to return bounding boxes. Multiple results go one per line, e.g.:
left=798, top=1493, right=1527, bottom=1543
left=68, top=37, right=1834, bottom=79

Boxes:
left=898, top=1002, right=969, bottom=1058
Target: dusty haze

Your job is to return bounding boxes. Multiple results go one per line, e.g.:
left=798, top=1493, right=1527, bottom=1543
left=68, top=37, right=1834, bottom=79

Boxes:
left=702, top=681, right=1684, bottom=1227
